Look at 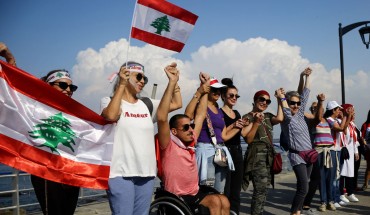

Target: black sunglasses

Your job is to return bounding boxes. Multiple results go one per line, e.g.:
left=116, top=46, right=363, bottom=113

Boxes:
left=228, top=93, right=240, bottom=99
left=178, top=123, right=195, bottom=132
left=257, top=97, right=271, bottom=105
left=289, top=101, right=301, bottom=106
left=136, top=73, right=148, bottom=84
left=51, top=82, right=78, bottom=92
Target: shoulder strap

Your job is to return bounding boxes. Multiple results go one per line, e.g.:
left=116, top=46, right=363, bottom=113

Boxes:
left=205, top=112, right=217, bottom=145
left=140, top=97, right=153, bottom=116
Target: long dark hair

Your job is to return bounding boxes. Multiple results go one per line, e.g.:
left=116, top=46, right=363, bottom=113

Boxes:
left=366, top=109, right=370, bottom=124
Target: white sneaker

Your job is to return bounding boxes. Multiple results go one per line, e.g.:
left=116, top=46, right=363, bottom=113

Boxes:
left=339, top=200, right=348, bottom=206
left=340, top=195, right=350, bottom=203
left=334, top=202, right=341, bottom=208
left=347, top=194, right=359, bottom=202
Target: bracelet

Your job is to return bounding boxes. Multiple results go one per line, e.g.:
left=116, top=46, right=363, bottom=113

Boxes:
left=280, top=98, right=287, bottom=102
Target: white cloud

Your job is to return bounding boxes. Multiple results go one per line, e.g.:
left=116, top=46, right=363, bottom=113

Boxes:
left=71, top=37, right=370, bottom=132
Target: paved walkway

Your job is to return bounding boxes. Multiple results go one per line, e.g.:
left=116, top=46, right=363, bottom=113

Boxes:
left=32, top=161, right=370, bottom=215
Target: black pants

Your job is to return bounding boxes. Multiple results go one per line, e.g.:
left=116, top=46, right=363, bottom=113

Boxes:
left=291, top=163, right=312, bottom=213
left=303, top=160, right=320, bottom=207
left=31, top=175, right=80, bottom=215
left=224, top=145, right=244, bottom=214
left=340, top=176, right=355, bottom=195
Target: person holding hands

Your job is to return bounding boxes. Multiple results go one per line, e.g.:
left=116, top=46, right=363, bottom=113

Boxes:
left=100, top=61, right=182, bottom=215
left=276, top=67, right=314, bottom=215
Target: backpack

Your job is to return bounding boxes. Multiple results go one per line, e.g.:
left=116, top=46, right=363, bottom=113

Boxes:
left=140, top=97, right=153, bottom=116
left=279, top=130, right=289, bottom=151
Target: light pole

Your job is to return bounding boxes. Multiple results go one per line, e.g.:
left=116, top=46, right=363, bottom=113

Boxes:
left=339, top=21, right=370, bottom=104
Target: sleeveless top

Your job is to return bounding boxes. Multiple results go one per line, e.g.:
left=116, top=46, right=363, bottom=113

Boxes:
left=313, top=120, right=334, bottom=147
left=221, top=109, right=241, bottom=146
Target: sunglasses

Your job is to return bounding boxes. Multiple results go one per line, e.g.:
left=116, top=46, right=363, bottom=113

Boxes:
left=211, top=87, right=221, bottom=92
left=289, top=101, right=301, bottom=106
left=178, top=123, right=195, bottom=132
left=136, top=73, right=148, bottom=84
left=228, top=93, right=240, bottom=99
left=51, top=82, right=78, bottom=92
left=257, top=97, right=271, bottom=105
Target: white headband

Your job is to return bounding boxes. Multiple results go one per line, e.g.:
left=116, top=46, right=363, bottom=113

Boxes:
left=46, top=70, right=72, bottom=83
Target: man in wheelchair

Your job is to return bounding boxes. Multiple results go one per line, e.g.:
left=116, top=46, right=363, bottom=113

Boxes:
left=155, top=69, right=230, bottom=215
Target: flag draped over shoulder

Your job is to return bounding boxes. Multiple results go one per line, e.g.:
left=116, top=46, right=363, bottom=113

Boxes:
left=0, top=61, right=114, bottom=189
left=131, top=0, right=198, bottom=52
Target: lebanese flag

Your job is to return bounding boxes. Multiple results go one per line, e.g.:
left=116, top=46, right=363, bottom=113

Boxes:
left=131, top=0, right=198, bottom=52
left=0, top=60, right=114, bottom=189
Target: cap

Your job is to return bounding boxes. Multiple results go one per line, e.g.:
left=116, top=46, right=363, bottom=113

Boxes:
left=209, top=78, right=226, bottom=88
left=326, top=101, right=342, bottom=111
left=253, top=90, right=270, bottom=101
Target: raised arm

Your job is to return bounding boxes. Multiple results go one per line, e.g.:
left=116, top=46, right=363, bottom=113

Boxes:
left=184, top=72, right=210, bottom=120
left=101, top=66, right=129, bottom=121
left=193, top=88, right=208, bottom=136
left=332, top=107, right=354, bottom=132
left=271, top=89, right=284, bottom=125
left=157, top=64, right=180, bottom=149
left=167, top=63, right=182, bottom=112
left=297, top=67, right=312, bottom=93
left=0, top=42, right=17, bottom=66
left=313, top=94, right=325, bottom=125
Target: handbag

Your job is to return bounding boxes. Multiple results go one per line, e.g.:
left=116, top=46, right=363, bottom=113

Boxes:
left=261, top=120, right=282, bottom=174
left=205, top=113, right=228, bottom=167
left=272, top=153, right=283, bottom=174
left=214, top=145, right=228, bottom=167
left=289, top=148, right=318, bottom=164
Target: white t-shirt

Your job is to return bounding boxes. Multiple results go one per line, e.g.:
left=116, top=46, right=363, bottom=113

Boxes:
left=100, top=97, right=159, bottom=178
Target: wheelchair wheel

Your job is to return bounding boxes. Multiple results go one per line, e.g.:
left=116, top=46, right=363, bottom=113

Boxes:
left=149, top=196, right=193, bottom=215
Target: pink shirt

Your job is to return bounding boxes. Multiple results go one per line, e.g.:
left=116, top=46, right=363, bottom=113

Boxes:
left=160, top=138, right=199, bottom=196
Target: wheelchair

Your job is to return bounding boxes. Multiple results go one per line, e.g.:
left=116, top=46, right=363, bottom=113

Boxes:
left=149, top=185, right=237, bottom=215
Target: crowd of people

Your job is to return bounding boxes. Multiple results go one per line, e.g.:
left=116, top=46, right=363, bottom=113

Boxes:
left=2, top=42, right=370, bottom=215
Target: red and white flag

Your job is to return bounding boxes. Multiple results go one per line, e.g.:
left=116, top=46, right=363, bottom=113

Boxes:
left=0, top=61, right=114, bottom=189
left=131, top=0, right=198, bottom=52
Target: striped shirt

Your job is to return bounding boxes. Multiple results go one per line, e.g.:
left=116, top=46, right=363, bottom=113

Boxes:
left=281, top=87, right=312, bottom=166
left=313, top=120, right=334, bottom=146
left=327, top=117, right=344, bottom=151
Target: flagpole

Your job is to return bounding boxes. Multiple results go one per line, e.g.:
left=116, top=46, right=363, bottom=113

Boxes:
left=125, top=0, right=139, bottom=67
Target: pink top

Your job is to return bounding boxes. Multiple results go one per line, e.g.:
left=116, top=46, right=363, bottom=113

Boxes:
left=160, top=138, right=199, bottom=196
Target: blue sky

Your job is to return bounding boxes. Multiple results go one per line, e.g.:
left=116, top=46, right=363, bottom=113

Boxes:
left=1, top=0, right=370, bottom=130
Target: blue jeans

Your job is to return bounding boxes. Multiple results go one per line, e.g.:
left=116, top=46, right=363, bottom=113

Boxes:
left=331, top=151, right=341, bottom=203
left=107, top=176, right=155, bottom=215
left=317, top=150, right=336, bottom=203
left=196, top=142, right=227, bottom=193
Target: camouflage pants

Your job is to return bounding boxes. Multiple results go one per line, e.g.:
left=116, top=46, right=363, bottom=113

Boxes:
left=249, top=153, right=271, bottom=215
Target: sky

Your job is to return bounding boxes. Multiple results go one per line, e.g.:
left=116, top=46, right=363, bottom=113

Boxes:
left=1, top=0, right=370, bottom=137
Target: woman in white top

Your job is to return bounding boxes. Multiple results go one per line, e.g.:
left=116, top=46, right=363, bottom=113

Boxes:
left=339, top=104, right=360, bottom=203
left=101, top=61, right=182, bottom=215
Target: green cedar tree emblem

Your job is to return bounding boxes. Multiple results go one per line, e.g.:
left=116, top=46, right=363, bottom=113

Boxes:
left=56, top=72, right=64, bottom=78
left=150, top=15, right=171, bottom=35
left=28, top=112, right=76, bottom=154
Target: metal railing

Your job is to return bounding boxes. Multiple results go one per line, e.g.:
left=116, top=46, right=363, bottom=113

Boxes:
left=0, top=168, right=107, bottom=215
